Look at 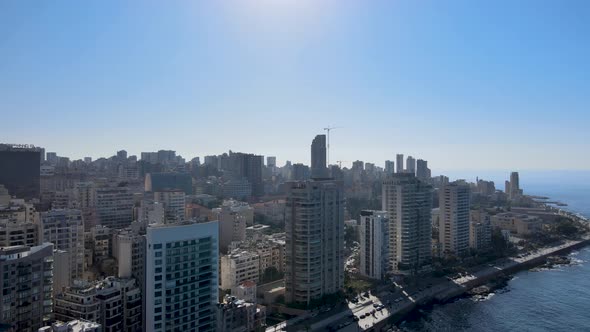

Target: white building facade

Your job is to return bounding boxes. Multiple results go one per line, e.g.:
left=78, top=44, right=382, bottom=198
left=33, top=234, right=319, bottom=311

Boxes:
left=359, top=210, right=389, bottom=280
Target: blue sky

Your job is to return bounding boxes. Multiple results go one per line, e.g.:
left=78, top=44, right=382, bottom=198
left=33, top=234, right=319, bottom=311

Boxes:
left=1, top=0, right=589, bottom=171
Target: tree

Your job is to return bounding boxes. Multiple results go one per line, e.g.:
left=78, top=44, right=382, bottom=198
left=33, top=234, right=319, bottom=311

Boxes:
left=261, top=266, right=284, bottom=284
left=555, top=219, right=579, bottom=237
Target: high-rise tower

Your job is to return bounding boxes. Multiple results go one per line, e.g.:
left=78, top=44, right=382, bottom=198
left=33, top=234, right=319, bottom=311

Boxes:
left=311, top=135, right=328, bottom=179
left=439, top=182, right=470, bottom=256
left=382, top=173, right=432, bottom=275
left=285, top=135, right=344, bottom=305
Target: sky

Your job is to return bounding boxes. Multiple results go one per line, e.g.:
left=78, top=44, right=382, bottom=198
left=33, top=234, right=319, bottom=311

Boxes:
left=1, top=0, right=589, bottom=171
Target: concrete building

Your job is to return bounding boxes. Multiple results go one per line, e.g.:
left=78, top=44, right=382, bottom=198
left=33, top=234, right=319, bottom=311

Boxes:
left=145, top=172, right=192, bottom=195
left=145, top=221, right=218, bottom=332
left=255, top=240, right=285, bottom=277
left=96, top=187, right=134, bottom=229
left=285, top=179, right=345, bottom=305
left=136, top=200, right=165, bottom=225
left=154, top=190, right=186, bottom=223
left=405, top=156, right=416, bottom=174
left=0, top=243, right=54, bottom=332
left=469, top=210, right=492, bottom=251
left=54, top=277, right=141, bottom=332
left=491, top=212, right=542, bottom=235
left=220, top=250, right=260, bottom=291
left=0, top=211, right=39, bottom=248
left=252, top=200, right=285, bottom=225
left=113, top=229, right=145, bottom=281
left=509, top=171, right=522, bottom=200
left=359, top=210, right=389, bottom=280
left=54, top=281, right=101, bottom=324
left=476, top=179, right=496, bottom=196
left=39, top=209, right=85, bottom=281
left=234, top=280, right=257, bottom=303
left=90, top=225, right=112, bottom=263
left=74, top=182, right=97, bottom=231
left=96, top=277, right=141, bottom=332
left=221, top=179, right=252, bottom=199
left=228, top=152, right=264, bottom=197
left=311, top=135, right=328, bottom=179
left=394, top=155, right=406, bottom=175
left=439, top=182, right=471, bottom=256
left=216, top=295, right=265, bottom=332
left=53, top=249, right=72, bottom=296
left=291, top=163, right=310, bottom=181
left=0, top=144, right=42, bottom=200
left=212, top=199, right=253, bottom=253
left=266, top=156, right=276, bottom=168
left=384, top=160, right=395, bottom=176
left=416, top=159, right=430, bottom=181
left=382, top=173, right=433, bottom=275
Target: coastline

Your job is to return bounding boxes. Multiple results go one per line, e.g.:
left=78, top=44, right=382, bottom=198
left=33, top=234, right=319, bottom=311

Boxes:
left=350, top=198, right=589, bottom=331
left=370, top=237, right=590, bottom=331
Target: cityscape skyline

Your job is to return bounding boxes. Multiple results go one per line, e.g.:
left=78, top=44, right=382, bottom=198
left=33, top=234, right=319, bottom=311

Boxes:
left=1, top=1, right=589, bottom=331
left=2, top=1, right=589, bottom=170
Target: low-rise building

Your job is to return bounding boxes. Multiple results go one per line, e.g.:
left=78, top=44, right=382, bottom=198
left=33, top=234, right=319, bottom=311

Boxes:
left=252, top=200, right=285, bottom=225
left=234, top=280, right=257, bottom=303
left=54, top=277, right=141, bottom=332
left=256, top=240, right=284, bottom=278
left=54, top=281, right=101, bottom=324
left=220, top=250, right=260, bottom=291
left=216, top=295, right=265, bottom=332
left=491, top=212, right=542, bottom=235
left=212, top=200, right=254, bottom=253
left=469, top=210, right=492, bottom=250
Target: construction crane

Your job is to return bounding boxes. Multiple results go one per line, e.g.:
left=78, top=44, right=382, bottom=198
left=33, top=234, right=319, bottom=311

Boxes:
left=323, top=126, right=342, bottom=165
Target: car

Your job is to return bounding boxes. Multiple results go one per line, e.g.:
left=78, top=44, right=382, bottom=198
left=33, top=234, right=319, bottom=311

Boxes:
left=353, top=316, right=360, bottom=321
left=373, top=303, right=380, bottom=308
left=371, top=310, right=376, bottom=315
left=377, top=307, right=383, bottom=311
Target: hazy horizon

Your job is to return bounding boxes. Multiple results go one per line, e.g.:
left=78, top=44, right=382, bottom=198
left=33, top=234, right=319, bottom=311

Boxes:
left=2, top=1, right=589, bottom=169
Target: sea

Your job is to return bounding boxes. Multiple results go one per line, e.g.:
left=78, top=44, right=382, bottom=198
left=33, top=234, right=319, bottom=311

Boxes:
left=400, top=170, right=590, bottom=332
